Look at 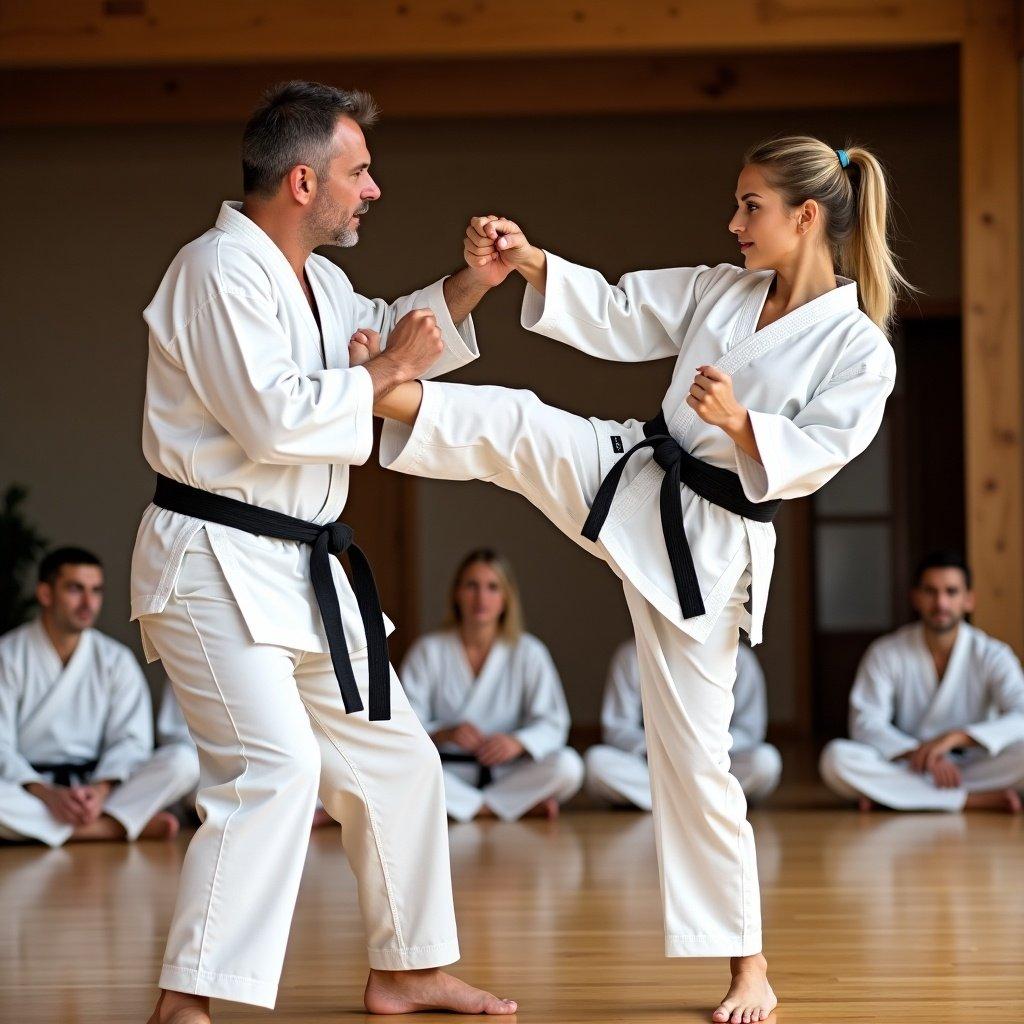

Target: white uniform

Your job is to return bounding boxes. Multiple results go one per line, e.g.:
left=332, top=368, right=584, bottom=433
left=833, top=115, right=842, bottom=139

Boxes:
left=132, top=201, right=478, bottom=1009
left=156, top=685, right=200, bottom=810
left=401, top=630, right=584, bottom=821
left=381, top=253, right=894, bottom=957
left=586, top=641, right=782, bottom=808
left=820, top=621, right=1024, bottom=810
left=0, top=620, right=198, bottom=846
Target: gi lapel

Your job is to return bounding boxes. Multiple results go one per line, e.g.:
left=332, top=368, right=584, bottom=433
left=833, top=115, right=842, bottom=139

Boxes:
left=18, top=623, right=96, bottom=745
left=917, top=623, right=972, bottom=738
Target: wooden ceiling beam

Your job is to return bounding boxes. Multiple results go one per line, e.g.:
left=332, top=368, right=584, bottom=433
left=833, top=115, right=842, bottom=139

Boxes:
left=0, top=0, right=967, bottom=69
left=0, top=49, right=956, bottom=126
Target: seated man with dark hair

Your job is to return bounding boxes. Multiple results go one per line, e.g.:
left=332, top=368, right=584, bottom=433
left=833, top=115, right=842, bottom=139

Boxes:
left=820, top=550, right=1024, bottom=813
left=0, top=547, right=199, bottom=844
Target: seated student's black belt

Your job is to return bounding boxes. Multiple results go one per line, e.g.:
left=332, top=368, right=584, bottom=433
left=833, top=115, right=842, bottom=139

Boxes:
left=31, top=760, right=99, bottom=788
left=439, top=751, right=493, bottom=788
left=581, top=411, right=781, bottom=619
left=154, top=474, right=391, bottom=721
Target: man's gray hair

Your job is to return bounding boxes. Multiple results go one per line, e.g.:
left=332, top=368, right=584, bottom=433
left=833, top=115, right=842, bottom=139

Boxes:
left=242, top=80, right=379, bottom=197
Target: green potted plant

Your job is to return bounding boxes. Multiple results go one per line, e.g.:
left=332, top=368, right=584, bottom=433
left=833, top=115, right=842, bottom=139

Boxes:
left=0, top=485, right=48, bottom=635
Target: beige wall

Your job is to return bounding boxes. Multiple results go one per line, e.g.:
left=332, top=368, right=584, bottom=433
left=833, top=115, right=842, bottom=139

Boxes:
left=1, top=104, right=958, bottom=726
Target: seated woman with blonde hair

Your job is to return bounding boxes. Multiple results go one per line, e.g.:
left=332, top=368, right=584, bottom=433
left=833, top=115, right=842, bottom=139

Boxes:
left=401, top=548, right=584, bottom=821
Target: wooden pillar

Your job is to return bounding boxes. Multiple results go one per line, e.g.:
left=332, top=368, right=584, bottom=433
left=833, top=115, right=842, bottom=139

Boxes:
left=960, top=0, right=1024, bottom=650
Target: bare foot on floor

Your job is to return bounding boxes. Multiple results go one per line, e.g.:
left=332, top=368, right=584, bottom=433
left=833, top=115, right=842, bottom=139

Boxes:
left=712, top=954, right=777, bottom=1023
left=364, top=968, right=517, bottom=1015
left=858, top=795, right=874, bottom=812
left=147, top=990, right=212, bottom=1023
left=964, top=788, right=1022, bottom=813
left=525, top=797, right=559, bottom=820
left=139, top=811, right=181, bottom=841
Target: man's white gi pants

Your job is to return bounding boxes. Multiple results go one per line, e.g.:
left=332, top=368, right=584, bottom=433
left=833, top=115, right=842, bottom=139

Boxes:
left=140, top=534, right=459, bottom=1008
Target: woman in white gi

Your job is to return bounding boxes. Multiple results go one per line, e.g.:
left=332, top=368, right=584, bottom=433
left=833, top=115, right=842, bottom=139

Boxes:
left=402, top=549, right=584, bottom=822
left=586, top=639, right=782, bottom=810
left=374, top=137, right=906, bottom=1023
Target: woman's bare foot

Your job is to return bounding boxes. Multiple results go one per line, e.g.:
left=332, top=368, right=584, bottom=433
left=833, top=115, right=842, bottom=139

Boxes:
left=364, top=968, right=517, bottom=1015
left=139, top=811, right=181, bottom=841
left=146, top=990, right=212, bottom=1023
left=712, top=953, right=777, bottom=1023
left=524, top=797, right=559, bottom=820
left=964, top=788, right=1023, bottom=813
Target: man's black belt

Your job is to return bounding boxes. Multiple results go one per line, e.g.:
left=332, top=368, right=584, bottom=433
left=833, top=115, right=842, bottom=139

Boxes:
left=154, top=474, right=391, bottom=721
left=439, top=751, right=493, bottom=788
left=581, top=411, right=781, bottom=619
left=31, top=760, right=99, bottom=788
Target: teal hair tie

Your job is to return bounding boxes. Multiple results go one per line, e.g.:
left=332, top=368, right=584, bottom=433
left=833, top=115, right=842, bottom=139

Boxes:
left=837, top=149, right=851, bottom=169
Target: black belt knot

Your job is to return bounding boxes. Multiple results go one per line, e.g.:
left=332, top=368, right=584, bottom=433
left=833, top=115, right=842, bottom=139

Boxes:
left=153, top=474, right=391, bottom=721
left=582, top=411, right=781, bottom=619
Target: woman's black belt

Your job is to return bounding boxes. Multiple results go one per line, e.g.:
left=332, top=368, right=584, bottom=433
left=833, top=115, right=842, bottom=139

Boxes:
left=153, top=474, right=391, bottom=721
left=581, top=411, right=781, bottom=619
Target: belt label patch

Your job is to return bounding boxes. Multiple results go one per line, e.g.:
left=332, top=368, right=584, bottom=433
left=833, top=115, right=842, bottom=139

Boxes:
left=611, top=436, right=624, bottom=453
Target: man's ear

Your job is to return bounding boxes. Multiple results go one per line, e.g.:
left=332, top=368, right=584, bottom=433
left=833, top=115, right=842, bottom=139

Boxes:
left=36, top=581, right=52, bottom=609
left=287, top=164, right=316, bottom=206
left=963, top=589, right=977, bottom=614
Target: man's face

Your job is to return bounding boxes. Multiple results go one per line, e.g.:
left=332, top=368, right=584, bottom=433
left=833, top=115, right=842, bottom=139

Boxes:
left=911, top=567, right=974, bottom=634
left=37, top=564, right=104, bottom=633
left=308, top=116, right=382, bottom=248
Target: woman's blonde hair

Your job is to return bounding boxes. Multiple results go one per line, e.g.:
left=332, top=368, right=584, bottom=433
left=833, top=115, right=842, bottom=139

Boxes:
left=744, top=135, right=914, bottom=334
left=445, top=548, right=523, bottom=642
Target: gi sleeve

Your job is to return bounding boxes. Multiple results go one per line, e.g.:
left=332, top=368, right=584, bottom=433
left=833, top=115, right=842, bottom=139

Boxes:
left=399, top=639, right=446, bottom=737
left=164, top=289, right=376, bottom=467
left=93, top=650, right=155, bottom=784
left=735, top=334, right=897, bottom=503
left=730, top=647, right=768, bottom=752
left=156, top=683, right=195, bottom=748
left=964, top=643, right=1024, bottom=754
left=521, top=251, right=713, bottom=362
left=350, top=276, right=479, bottom=380
left=600, top=642, right=647, bottom=757
left=0, top=653, right=46, bottom=787
left=848, top=642, right=920, bottom=760
left=512, top=639, right=572, bottom=761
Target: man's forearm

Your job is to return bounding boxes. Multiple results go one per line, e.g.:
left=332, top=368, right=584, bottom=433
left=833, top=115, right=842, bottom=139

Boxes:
left=442, top=267, right=492, bottom=327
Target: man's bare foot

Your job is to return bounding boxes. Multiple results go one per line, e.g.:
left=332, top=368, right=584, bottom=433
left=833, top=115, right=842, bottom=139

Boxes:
left=139, top=811, right=181, bottom=841
left=524, top=796, right=559, bottom=820
left=311, top=807, right=336, bottom=830
left=858, top=795, right=874, bottom=812
left=71, top=814, right=127, bottom=842
left=472, top=805, right=497, bottom=820
left=964, top=788, right=1022, bottom=813
left=712, top=953, right=777, bottom=1023
left=146, top=989, right=211, bottom=1023
left=364, top=968, right=517, bottom=1015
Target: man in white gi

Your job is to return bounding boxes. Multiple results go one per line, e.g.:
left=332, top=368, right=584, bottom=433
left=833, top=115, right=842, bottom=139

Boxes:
left=133, top=82, right=516, bottom=1022
left=820, top=551, right=1024, bottom=812
left=0, top=548, right=198, bottom=846
left=586, top=639, right=781, bottom=809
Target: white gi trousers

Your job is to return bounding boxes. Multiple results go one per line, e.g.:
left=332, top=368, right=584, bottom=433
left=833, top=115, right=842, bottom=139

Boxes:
left=0, top=744, right=199, bottom=846
left=139, top=533, right=459, bottom=1008
left=820, top=738, right=1024, bottom=811
left=443, top=748, right=585, bottom=822
left=585, top=742, right=781, bottom=809
left=381, top=382, right=763, bottom=957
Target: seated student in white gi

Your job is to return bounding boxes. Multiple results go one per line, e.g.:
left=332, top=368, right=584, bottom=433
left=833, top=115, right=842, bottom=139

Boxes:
left=0, top=547, right=199, bottom=845
left=402, top=548, right=584, bottom=822
left=586, top=639, right=782, bottom=809
left=820, top=550, right=1024, bottom=813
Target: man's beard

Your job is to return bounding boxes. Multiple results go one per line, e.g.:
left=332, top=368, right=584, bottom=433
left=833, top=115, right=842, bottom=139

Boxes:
left=312, top=196, right=370, bottom=248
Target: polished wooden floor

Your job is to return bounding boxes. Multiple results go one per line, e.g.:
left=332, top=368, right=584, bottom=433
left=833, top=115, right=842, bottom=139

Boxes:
left=2, top=786, right=1022, bottom=1022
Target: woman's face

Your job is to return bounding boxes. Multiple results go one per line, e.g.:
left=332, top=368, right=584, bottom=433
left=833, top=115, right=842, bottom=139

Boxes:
left=455, top=561, right=506, bottom=629
left=728, top=163, right=810, bottom=272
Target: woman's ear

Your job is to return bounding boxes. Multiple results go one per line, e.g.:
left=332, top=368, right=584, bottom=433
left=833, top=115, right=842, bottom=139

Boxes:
left=796, top=199, right=820, bottom=235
